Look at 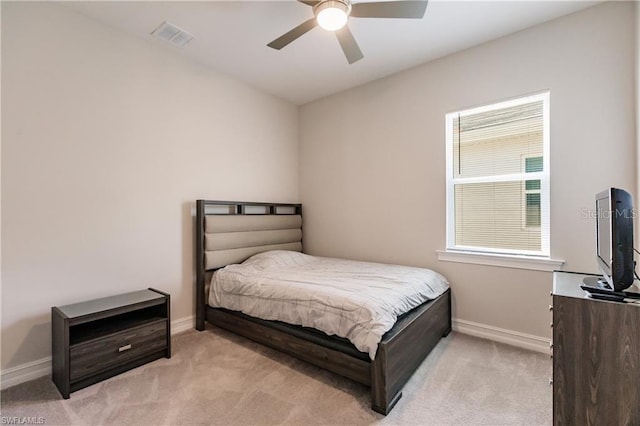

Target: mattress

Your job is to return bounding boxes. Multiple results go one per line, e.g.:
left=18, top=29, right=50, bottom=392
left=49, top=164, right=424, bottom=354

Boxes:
left=208, top=250, right=449, bottom=359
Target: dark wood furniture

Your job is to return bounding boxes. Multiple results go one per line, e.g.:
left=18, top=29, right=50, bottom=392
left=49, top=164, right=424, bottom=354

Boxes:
left=195, top=199, right=452, bottom=415
left=52, top=288, right=171, bottom=399
left=552, top=271, right=640, bottom=425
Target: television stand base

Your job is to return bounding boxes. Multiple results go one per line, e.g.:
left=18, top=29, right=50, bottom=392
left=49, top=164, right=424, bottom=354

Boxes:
left=582, top=275, right=611, bottom=289
left=580, top=277, right=640, bottom=302
left=581, top=289, right=626, bottom=303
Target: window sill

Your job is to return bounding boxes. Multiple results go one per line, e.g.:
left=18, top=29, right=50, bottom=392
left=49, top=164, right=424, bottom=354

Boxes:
left=436, top=250, right=564, bottom=272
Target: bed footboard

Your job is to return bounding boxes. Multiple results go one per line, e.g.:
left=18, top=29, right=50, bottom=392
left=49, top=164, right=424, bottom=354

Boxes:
left=371, top=289, right=451, bottom=414
left=206, top=307, right=371, bottom=386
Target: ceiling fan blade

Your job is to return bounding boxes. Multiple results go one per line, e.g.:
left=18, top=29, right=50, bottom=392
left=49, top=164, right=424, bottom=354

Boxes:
left=298, top=0, right=319, bottom=6
left=267, top=18, right=318, bottom=50
left=335, top=25, right=364, bottom=64
left=351, top=1, right=428, bottom=19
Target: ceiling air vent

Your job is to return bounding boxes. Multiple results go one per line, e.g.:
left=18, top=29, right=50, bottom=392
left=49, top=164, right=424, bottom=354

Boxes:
left=151, top=21, right=195, bottom=48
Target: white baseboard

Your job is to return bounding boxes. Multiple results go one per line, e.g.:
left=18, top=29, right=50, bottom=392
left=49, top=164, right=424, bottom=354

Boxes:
left=0, top=315, right=196, bottom=391
left=171, top=315, right=194, bottom=335
left=0, top=356, right=52, bottom=391
left=453, top=318, right=551, bottom=354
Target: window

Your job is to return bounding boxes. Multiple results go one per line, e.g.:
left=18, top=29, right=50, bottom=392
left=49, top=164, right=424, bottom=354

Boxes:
left=445, top=92, right=550, bottom=257
left=524, top=156, right=542, bottom=228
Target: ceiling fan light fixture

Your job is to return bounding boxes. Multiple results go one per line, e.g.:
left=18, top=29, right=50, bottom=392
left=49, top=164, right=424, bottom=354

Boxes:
left=315, top=0, right=351, bottom=31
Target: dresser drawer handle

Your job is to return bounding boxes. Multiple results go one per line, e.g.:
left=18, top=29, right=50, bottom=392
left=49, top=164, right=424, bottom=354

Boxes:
left=118, top=344, right=132, bottom=352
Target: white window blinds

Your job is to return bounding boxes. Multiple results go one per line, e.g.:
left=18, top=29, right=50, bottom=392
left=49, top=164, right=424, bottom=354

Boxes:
left=446, top=92, right=550, bottom=256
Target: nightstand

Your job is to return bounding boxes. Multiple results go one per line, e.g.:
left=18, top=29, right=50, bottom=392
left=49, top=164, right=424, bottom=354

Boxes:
left=51, top=288, right=171, bottom=399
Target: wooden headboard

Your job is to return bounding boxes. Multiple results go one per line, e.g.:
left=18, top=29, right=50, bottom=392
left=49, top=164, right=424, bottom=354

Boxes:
left=195, top=200, right=302, bottom=330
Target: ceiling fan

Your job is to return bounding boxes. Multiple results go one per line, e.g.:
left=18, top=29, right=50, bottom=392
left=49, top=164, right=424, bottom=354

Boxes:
left=267, top=0, right=429, bottom=64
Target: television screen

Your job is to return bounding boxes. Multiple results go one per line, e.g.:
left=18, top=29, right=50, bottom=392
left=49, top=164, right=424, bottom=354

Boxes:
left=594, top=188, right=634, bottom=292
left=596, top=195, right=611, bottom=271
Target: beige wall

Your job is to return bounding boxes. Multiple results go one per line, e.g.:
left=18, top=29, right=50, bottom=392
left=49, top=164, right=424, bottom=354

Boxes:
left=1, top=2, right=299, bottom=370
left=0, top=2, right=3, bottom=376
left=636, top=1, right=640, bottom=248
left=300, top=2, right=636, bottom=340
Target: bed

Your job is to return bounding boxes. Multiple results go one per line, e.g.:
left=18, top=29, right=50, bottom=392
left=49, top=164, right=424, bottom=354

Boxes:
left=195, top=200, right=452, bottom=415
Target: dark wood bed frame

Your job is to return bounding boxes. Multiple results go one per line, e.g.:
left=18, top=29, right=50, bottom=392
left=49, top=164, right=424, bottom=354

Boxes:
left=195, top=200, right=451, bottom=415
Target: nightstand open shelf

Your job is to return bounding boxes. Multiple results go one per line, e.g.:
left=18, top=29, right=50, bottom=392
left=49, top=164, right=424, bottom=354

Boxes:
left=69, top=307, right=166, bottom=346
left=52, top=288, right=171, bottom=399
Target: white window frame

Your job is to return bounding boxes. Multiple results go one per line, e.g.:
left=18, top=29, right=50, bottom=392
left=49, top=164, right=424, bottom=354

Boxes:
left=522, top=155, right=543, bottom=230
left=445, top=92, right=551, bottom=258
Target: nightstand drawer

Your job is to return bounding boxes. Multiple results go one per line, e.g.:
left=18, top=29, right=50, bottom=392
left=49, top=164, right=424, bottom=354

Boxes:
left=70, top=320, right=167, bottom=381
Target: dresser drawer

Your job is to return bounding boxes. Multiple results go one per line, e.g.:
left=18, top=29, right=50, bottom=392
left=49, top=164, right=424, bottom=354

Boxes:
left=70, top=320, right=167, bottom=381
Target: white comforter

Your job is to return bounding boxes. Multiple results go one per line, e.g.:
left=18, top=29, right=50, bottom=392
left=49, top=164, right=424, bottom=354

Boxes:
left=209, top=250, right=449, bottom=359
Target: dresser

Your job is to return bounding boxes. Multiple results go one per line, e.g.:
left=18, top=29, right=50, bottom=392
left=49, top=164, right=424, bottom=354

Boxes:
left=552, top=271, right=640, bottom=425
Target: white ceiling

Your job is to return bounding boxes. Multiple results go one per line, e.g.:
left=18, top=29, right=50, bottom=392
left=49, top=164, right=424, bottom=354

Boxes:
left=63, top=1, right=601, bottom=105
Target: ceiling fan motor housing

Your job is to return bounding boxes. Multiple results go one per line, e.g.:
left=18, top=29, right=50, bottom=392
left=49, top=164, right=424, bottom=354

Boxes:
left=313, top=0, right=352, bottom=16
left=314, top=0, right=353, bottom=31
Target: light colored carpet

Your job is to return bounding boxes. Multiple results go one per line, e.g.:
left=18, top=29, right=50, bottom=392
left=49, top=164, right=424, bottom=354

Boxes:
left=1, top=327, right=551, bottom=425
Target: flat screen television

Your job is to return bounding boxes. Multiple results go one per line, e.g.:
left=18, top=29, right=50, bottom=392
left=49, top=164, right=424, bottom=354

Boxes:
left=588, top=187, right=635, bottom=292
